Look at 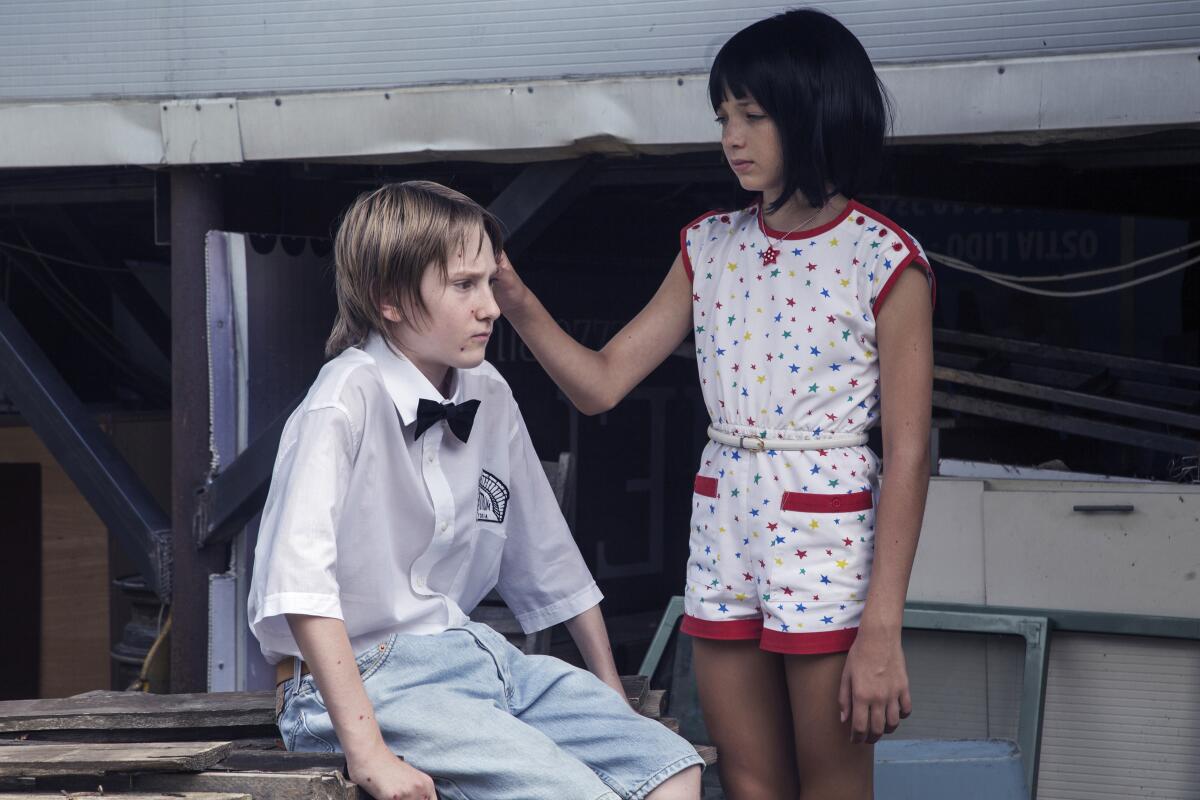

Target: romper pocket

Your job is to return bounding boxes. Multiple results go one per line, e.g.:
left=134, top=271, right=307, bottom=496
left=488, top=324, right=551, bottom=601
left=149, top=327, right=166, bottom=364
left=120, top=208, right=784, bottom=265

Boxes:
left=780, top=490, right=872, bottom=514
left=694, top=474, right=718, bottom=498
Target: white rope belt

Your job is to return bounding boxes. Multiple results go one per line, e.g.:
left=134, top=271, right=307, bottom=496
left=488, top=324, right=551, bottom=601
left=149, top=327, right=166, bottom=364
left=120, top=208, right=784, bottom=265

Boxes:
left=707, top=425, right=868, bottom=452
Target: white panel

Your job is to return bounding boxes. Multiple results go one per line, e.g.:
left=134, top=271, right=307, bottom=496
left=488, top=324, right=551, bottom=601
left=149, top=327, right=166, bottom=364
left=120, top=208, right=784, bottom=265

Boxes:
left=161, top=98, right=243, bottom=164
left=982, top=483, right=1200, bottom=618
left=207, top=572, right=238, bottom=693
left=3, top=0, right=1199, bottom=102
left=1, top=47, right=1196, bottom=167
left=1037, top=634, right=1200, bottom=800
left=900, top=630, right=1002, bottom=740
left=0, top=101, right=163, bottom=166
left=908, top=478, right=986, bottom=604
left=899, top=631, right=1024, bottom=742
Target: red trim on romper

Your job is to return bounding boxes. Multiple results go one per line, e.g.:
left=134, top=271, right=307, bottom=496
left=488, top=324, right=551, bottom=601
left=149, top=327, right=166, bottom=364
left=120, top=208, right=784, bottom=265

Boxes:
left=681, top=614, right=762, bottom=640
left=694, top=475, right=718, bottom=498
left=683, top=615, right=860, bottom=654
left=761, top=626, right=859, bottom=655
left=757, top=198, right=855, bottom=241
left=680, top=209, right=723, bottom=284
left=781, top=490, right=872, bottom=513
left=852, top=201, right=937, bottom=317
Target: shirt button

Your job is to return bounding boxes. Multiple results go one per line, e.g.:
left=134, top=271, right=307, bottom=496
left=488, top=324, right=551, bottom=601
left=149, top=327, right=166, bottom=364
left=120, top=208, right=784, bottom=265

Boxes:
left=440, top=522, right=448, bottom=532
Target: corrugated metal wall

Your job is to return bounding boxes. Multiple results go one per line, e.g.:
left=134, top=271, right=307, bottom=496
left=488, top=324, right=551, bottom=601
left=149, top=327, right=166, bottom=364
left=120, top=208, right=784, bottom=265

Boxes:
left=2, top=0, right=1198, bottom=102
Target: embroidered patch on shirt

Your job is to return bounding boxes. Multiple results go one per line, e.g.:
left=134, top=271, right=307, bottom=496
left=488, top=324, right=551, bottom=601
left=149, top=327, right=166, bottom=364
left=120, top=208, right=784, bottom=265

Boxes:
left=477, top=470, right=510, bottom=523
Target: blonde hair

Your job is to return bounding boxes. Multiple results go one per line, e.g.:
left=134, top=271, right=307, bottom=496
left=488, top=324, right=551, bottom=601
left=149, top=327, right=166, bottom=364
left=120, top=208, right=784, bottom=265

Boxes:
left=325, top=181, right=504, bottom=357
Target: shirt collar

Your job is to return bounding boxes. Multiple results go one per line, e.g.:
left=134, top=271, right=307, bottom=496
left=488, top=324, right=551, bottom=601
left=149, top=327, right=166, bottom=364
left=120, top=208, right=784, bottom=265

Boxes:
left=362, top=333, right=463, bottom=426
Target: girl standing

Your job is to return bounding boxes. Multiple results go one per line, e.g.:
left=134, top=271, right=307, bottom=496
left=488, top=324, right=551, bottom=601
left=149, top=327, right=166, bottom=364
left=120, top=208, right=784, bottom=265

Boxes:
left=496, top=10, right=933, bottom=798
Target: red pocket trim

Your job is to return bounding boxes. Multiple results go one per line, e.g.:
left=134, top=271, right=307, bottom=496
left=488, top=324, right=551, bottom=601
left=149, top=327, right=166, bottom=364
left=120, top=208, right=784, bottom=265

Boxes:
left=694, top=475, right=718, bottom=498
left=780, top=490, right=872, bottom=513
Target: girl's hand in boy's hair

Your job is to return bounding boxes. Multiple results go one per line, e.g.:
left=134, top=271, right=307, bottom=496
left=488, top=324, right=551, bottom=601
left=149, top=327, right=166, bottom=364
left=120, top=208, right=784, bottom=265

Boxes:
left=838, top=628, right=913, bottom=745
left=347, top=743, right=437, bottom=800
left=492, top=251, right=530, bottom=315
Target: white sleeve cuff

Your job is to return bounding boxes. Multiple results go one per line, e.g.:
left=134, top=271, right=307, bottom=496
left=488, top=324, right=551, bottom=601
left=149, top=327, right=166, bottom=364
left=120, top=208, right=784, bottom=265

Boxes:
left=254, top=591, right=344, bottom=624
left=512, top=581, right=604, bottom=634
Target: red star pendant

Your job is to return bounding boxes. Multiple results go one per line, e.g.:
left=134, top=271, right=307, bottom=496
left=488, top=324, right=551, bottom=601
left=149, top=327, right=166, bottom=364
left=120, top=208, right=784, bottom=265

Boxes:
left=758, top=245, right=780, bottom=266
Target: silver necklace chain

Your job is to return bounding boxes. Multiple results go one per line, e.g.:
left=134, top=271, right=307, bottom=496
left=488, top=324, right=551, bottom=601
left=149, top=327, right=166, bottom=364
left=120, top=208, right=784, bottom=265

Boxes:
left=758, top=204, right=825, bottom=266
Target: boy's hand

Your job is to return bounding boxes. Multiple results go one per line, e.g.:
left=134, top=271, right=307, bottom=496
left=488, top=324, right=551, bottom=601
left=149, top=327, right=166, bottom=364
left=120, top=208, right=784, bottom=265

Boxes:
left=347, top=743, right=436, bottom=800
left=493, top=251, right=530, bottom=315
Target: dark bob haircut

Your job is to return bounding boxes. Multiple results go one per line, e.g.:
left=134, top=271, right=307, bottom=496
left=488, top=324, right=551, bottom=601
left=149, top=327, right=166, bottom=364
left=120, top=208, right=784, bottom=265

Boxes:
left=709, top=8, right=890, bottom=213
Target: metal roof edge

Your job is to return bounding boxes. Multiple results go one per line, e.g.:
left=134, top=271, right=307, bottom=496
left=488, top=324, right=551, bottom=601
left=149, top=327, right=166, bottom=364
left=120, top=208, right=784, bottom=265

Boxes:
left=0, top=47, right=1195, bottom=169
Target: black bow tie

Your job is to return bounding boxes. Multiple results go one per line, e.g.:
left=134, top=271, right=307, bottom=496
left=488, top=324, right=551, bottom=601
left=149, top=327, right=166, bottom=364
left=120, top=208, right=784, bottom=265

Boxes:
left=414, top=398, right=481, bottom=443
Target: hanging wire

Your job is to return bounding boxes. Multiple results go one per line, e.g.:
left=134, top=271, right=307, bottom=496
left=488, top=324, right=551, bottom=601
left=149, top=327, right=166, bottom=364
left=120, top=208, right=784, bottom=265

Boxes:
left=926, top=242, right=1200, bottom=298
left=931, top=239, right=1200, bottom=284
left=0, top=239, right=132, bottom=273
left=6, top=227, right=166, bottom=394
left=17, top=227, right=130, bottom=345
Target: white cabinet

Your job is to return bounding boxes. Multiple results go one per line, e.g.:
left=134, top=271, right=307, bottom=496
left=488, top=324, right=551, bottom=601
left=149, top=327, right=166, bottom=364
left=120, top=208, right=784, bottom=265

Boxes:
left=909, top=477, right=1200, bottom=618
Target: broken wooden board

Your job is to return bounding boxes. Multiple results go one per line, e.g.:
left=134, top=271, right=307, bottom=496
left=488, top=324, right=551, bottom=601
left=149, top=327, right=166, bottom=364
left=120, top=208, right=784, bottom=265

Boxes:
left=640, top=689, right=667, bottom=719
left=134, top=770, right=363, bottom=800
left=0, top=741, right=233, bottom=777
left=0, top=692, right=274, bottom=734
left=0, top=793, right=251, bottom=800
left=620, top=675, right=648, bottom=710
left=210, top=750, right=347, bottom=773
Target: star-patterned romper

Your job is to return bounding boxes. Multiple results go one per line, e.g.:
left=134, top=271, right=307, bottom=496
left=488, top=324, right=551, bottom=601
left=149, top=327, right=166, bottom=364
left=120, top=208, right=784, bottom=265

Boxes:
left=679, top=201, right=933, bottom=654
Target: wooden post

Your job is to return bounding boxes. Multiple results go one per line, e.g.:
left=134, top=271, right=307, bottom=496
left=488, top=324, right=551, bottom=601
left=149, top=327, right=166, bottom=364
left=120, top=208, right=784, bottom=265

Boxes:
left=169, top=169, right=227, bottom=692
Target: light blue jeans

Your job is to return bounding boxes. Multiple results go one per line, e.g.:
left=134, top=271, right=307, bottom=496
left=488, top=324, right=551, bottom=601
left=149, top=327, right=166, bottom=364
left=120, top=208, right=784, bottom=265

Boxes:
left=277, top=622, right=703, bottom=800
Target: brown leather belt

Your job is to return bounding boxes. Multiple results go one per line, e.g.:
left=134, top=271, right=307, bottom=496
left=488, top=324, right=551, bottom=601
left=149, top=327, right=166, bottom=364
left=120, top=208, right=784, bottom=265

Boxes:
left=275, top=657, right=311, bottom=686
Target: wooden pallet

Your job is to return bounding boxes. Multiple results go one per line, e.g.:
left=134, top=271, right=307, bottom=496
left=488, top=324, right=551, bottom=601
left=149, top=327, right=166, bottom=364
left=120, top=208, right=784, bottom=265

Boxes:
left=0, top=680, right=714, bottom=798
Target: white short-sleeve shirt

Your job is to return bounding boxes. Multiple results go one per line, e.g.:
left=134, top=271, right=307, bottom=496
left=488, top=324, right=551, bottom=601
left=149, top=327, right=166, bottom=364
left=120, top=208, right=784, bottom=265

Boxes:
left=248, top=333, right=602, bottom=663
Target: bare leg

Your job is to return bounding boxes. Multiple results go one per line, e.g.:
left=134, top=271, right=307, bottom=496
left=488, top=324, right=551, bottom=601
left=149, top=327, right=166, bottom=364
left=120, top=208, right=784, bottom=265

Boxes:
left=692, top=638, right=800, bottom=800
left=784, top=652, right=873, bottom=800
left=645, top=764, right=702, bottom=800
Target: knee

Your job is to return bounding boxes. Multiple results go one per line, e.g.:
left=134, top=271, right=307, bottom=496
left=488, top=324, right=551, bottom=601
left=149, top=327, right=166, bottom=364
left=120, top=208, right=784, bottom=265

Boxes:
left=719, top=765, right=798, bottom=800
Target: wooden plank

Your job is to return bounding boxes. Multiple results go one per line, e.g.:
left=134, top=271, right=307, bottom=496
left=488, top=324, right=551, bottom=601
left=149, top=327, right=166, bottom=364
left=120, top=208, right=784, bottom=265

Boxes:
left=0, top=793, right=250, bottom=800
left=657, top=717, right=680, bottom=734
left=639, top=689, right=667, bottom=720
left=212, top=750, right=347, bottom=773
left=0, top=729, right=280, bottom=745
left=620, top=675, right=648, bottom=711
left=695, top=744, right=718, bottom=767
left=134, top=770, right=363, bottom=800
left=0, top=741, right=232, bottom=777
left=0, top=692, right=274, bottom=734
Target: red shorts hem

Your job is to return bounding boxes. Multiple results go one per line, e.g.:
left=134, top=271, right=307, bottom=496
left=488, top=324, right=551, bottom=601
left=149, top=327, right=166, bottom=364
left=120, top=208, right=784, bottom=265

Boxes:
left=680, top=614, right=763, bottom=640
left=760, top=626, right=858, bottom=654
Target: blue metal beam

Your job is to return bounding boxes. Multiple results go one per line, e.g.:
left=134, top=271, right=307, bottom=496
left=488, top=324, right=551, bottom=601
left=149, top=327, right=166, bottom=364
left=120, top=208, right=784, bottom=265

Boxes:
left=0, top=298, right=172, bottom=599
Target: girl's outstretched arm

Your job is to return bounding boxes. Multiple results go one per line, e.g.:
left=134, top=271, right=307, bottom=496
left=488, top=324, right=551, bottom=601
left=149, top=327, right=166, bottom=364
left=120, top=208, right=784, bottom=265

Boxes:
left=495, top=252, right=693, bottom=415
left=839, top=266, right=933, bottom=744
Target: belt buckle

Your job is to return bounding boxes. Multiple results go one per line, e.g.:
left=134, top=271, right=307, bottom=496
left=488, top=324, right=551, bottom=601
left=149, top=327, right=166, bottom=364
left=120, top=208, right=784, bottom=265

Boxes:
left=739, top=434, right=766, bottom=452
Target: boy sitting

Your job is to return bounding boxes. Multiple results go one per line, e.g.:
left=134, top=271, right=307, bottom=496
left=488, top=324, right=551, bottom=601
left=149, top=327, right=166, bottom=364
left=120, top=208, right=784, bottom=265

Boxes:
left=248, top=181, right=702, bottom=800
